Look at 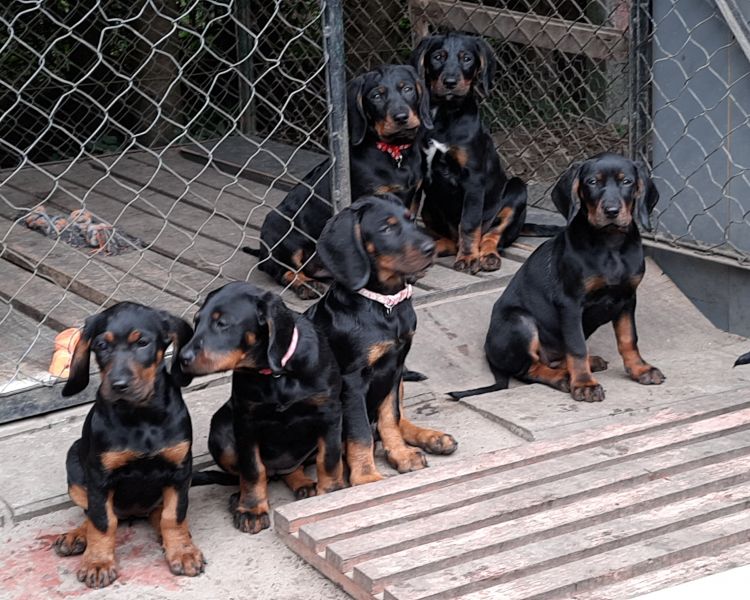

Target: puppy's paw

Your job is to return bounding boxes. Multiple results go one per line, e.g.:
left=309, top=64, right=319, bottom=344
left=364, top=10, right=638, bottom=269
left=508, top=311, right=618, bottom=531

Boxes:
left=571, top=381, right=605, bottom=402
left=317, top=478, right=346, bottom=494
left=233, top=510, right=271, bottom=534
left=348, top=468, right=384, bottom=486
left=77, top=557, right=117, bottom=589
left=294, top=280, right=326, bottom=300
left=385, top=446, right=428, bottom=473
left=229, top=492, right=271, bottom=534
left=165, top=542, right=205, bottom=576
left=635, top=365, right=665, bottom=385
left=420, top=432, right=458, bottom=455
left=293, top=483, right=318, bottom=500
left=589, top=355, right=609, bottom=372
left=54, top=529, right=86, bottom=556
left=479, top=252, right=502, bottom=272
left=454, top=254, right=481, bottom=274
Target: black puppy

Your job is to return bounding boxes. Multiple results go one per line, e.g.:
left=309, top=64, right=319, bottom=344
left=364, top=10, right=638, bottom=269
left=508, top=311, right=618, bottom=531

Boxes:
left=179, top=283, right=344, bottom=534
left=306, top=195, right=457, bottom=485
left=450, top=153, right=664, bottom=402
left=54, top=302, right=203, bottom=588
left=249, top=64, right=433, bottom=299
left=411, top=32, right=528, bottom=274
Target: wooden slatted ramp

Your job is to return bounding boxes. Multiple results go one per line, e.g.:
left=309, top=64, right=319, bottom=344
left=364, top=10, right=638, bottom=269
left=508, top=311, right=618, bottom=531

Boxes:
left=273, top=400, right=750, bottom=600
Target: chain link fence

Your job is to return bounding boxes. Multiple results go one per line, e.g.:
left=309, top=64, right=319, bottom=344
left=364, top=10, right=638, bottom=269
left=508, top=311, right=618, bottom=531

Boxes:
left=0, top=0, right=748, bottom=405
left=0, top=0, right=340, bottom=400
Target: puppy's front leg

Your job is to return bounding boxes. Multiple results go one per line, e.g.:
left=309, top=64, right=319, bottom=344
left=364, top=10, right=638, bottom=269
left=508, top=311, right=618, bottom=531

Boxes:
left=613, top=299, right=665, bottom=385
left=77, top=482, right=118, bottom=588
left=455, top=185, right=483, bottom=274
left=377, top=381, right=428, bottom=473
left=342, top=373, right=383, bottom=486
left=159, top=480, right=205, bottom=576
left=560, top=305, right=605, bottom=402
left=232, top=442, right=270, bottom=534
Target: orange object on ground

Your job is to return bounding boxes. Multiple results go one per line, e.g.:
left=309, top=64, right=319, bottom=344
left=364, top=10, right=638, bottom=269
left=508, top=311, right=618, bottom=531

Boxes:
left=49, top=327, right=81, bottom=378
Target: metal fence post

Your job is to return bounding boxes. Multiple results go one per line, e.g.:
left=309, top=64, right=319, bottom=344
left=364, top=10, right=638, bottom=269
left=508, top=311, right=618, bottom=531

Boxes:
left=322, top=0, right=351, bottom=212
left=629, top=0, right=652, bottom=163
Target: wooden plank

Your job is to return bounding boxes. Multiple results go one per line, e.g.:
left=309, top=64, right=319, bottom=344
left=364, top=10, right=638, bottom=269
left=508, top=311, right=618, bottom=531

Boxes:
left=0, top=187, right=225, bottom=305
left=275, top=403, right=750, bottom=599
left=571, top=541, right=750, bottom=599
left=0, top=216, right=196, bottom=315
left=380, top=484, right=750, bottom=599
left=272, top=400, right=750, bottom=533
left=0, top=259, right=100, bottom=331
left=328, top=453, right=750, bottom=574
left=411, top=0, right=629, bottom=61
left=386, top=511, right=750, bottom=600
left=180, top=135, right=328, bottom=191
left=298, top=423, right=750, bottom=552
left=85, top=154, right=280, bottom=234
left=354, top=470, right=750, bottom=594
left=43, top=181, right=257, bottom=280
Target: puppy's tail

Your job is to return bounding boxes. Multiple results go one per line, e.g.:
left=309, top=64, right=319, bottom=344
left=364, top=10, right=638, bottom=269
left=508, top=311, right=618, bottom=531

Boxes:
left=403, top=368, right=428, bottom=382
left=191, top=470, right=239, bottom=487
left=242, top=246, right=261, bottom=257
left=447, top=371, right=510, bottom=400
left=734, top=351, right=750, bottom=367
left=521, top=223, right=563, bottom=237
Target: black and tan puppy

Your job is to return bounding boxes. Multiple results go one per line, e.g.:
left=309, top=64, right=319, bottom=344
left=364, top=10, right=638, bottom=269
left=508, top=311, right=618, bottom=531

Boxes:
left=179, top=283, right=344, bottom=533
left=450, top=153, right=664, bottom=402
left=306, top=195, right=457, bottom=485
left=411, top=32, right=528, bottom=274
left=54, top=302, right=203, bottom=588
left=249, top=64, right=433, bottom=299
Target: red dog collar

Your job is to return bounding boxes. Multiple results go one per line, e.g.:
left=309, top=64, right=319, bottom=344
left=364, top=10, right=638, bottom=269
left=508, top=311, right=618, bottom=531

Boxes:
left=258, top=326, right=299, bottom=376
left=376, top=141, right=412, bottom=167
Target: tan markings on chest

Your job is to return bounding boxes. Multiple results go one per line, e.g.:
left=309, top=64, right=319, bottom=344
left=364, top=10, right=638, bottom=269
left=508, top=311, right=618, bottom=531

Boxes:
left=100, top=440, right=191, bottom=471
left=368, top=341, right=396, bottom=366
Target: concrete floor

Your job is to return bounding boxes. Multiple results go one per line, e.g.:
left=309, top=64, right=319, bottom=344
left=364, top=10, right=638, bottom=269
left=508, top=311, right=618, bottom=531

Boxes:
left=1, top=258, right=750, bottom=599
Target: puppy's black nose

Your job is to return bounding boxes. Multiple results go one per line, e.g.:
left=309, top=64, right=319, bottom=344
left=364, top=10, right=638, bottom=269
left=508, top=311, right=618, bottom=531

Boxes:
left=180, top=347, right=195, bottom=366
left=393, top=112, right=409, bottom=125
left=443, top=76, right=457, bottom=89
left=421, top=239, right=436, bottom=256
left=604, top=206, right=620, bottom=218
left=111, top=380, right=129, bottom=393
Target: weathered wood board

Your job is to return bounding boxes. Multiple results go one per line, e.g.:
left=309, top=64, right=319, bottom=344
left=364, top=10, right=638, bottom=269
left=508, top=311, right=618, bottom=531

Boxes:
left=274, top=400, right=750, bottom=600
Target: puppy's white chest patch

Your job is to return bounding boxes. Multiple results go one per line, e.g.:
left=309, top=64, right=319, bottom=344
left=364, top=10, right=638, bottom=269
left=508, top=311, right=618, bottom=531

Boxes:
left=424, top=139, right=449, bottom=182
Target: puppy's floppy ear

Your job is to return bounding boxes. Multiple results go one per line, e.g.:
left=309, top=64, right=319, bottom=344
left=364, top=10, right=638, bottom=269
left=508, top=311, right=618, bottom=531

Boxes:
left=474, top=37, right=497, bottom=99
left=257, top=292, right=297, bottom=374
left=410, top=36, right=434, bottom=82
left=316, top=204, right=370, bottom=291
left=159, top=311, right=194, bottom=387
left=552, top=161, right=584, bottom=225
left=415, top=75, right=434, bottom=130
left=61, top=311, right=107, bottom=397
left=347, top=74, right=368, bottom=146
left=634, top=161, right=659, bottom=231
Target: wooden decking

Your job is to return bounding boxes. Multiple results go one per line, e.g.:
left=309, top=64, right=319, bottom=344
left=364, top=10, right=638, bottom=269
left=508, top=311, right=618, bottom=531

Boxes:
left=274, top=399, right=750, bottom=600
left=0, top=140, right=533, bottom=411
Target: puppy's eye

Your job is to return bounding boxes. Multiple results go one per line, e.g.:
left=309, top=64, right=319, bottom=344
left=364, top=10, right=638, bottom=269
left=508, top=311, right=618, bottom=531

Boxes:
left=463, top=55, right=473, bottom=63
left=216, top=318, right=229, bottom=329
left=370, top=91, right=382, bottom=100
left=622, top=177, right=633, bottom=185
left=432, top=52, right=443, bottom=62
left=95, top=340, right=109, bottom=351
left=380, top=224, right=393, bottom=234
left=402, top=85, right=413, bottom=93
left=136, top=338, right=149, bottom=348
left=586, top=177, right=598, bottom=185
